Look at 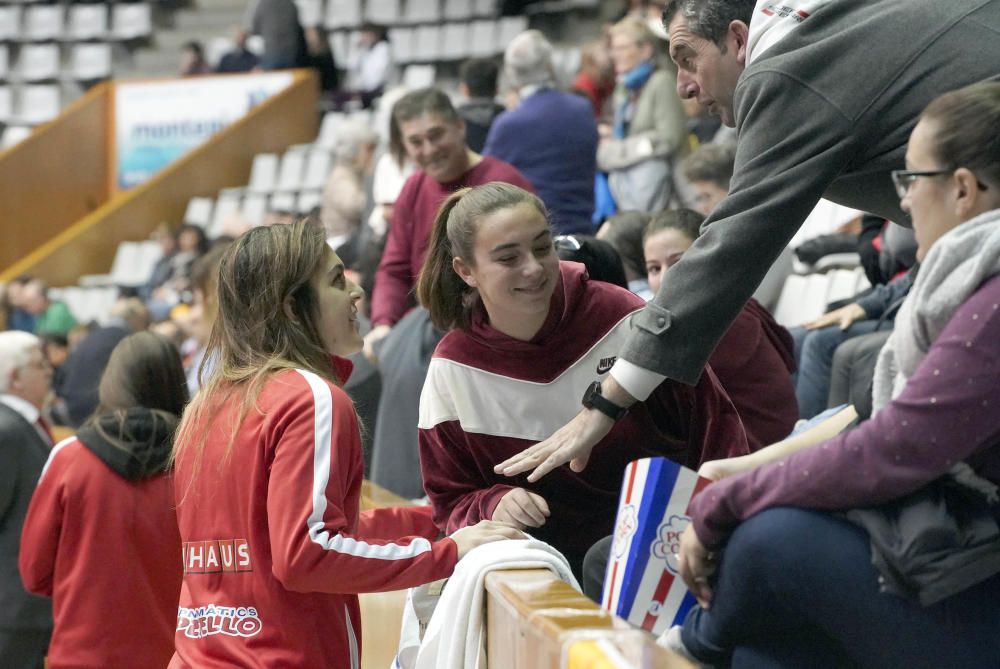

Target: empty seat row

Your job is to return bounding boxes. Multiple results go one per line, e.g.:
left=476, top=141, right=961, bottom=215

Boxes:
left=772, top=267, right=870, bottom=328
left=48, top=285, right=120, bottom=324
left=0, top=3, right=152, bottom=43
left=315, top=0, right=499, bottom=31
left=184, top=188, right=323, bottom=235
left=327, top=16, right=526, bottom=66
left=0, top=43, right=112, bottom=82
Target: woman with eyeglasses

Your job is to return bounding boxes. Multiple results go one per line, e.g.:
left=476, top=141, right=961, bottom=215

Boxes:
left=415, top=182, right=750, bottom=584
left=662, top=82, right=1000, bottom=668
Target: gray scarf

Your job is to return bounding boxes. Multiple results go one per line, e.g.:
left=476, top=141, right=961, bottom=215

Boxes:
left=871, top=207, right=1000, bottom=500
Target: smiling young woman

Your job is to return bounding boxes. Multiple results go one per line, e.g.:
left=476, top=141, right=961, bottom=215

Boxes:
left=414, top=183, right=749, bottom=583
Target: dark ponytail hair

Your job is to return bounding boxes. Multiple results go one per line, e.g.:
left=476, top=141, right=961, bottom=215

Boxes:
left=417, top=183, right=547, bottom=331
left=645, top=207, right=705, bottom=244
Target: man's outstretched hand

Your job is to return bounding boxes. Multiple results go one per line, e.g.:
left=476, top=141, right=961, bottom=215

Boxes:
left=494, top=376, right=636, bottom=482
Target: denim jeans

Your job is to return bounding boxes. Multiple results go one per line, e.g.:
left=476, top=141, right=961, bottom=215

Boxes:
left=791, top=320, right=886, bottom=419
left=680, top=508, right=1000, bottom=668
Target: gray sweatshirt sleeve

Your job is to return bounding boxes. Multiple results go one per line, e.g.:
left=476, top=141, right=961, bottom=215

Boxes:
left=619, top=70, right=856, bottom=384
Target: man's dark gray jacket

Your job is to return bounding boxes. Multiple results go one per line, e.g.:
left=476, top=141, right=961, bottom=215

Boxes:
left=625, top=0, right=1000, bottom=384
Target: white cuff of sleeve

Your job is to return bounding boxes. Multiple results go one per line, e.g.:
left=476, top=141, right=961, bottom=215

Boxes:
left=609, top=359, right=667, bottom=402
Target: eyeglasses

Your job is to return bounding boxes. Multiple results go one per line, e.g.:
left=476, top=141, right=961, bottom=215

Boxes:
left=890, top=169, right=952, bottom=199
left=553, top=235, right=582, bottom=252
left=891, top=168, right=989, bottom=200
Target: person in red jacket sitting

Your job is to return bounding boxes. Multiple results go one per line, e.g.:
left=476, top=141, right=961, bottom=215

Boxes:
left=168, top=219, right=519, bottom=669
left=642, top=208, right=799, bottom=449
left=20, top=331, right=189, bottom=669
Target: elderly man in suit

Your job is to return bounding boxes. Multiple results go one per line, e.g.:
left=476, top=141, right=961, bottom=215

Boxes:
left=0, top=331, right=54, bottom=668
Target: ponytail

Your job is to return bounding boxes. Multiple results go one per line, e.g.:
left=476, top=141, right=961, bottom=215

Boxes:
left=417, top=188, right=476, bottom=331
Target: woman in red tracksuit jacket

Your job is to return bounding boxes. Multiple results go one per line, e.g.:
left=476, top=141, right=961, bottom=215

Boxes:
left=168, top=219, right=519, bottom=669
left=20, top=331, right=188, bottom=668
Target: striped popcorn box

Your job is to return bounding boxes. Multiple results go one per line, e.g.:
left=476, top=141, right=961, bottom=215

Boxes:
left=601, top=457, right=713, bottom=635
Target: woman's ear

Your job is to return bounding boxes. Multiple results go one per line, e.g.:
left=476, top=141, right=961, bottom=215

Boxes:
left=282, top=295, right=300, bottom=324
left=452, top=257, right=477, bottom=288
left=953, top=167, right=981, bottom=218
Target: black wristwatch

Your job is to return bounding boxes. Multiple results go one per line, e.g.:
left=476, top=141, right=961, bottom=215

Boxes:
left=581, top=381, right=629, bottom=421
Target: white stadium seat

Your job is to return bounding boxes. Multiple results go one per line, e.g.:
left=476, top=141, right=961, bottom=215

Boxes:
left=17, top=84, right=60, bottom=125
left=0, top=85, right=12, bottom=124
left=325, top=0, right=362, bottom=30
left=443, top=0, right=473, bottom=21
left=184, top=197, right=215, bottom=228
left=111, top=4, right=152, bottom=41
left=439, top=23, right=470, bottom=60
left=71, top=43, right=113, bottom=80
left=412, top=24, right=440, bottom=61
left=247, top=153, right=280, bottom=194
left=365, top=0, right=401, bottom=25
left=404, top=0, right=441, bottom=24
left=23, top=5, right=64, bottom=42
left=18, top=43, right=60, bottom=82
left=67, top=5, right=108, bottom=42
left=0, top=6, right=22, bottom=43
left=468, top=20, right=497, bottom=58
left=275, top=148, right=307, bottom=193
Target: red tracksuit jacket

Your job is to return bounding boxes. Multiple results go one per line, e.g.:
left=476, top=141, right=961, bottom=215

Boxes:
left=170, top=364, right=457, bottom=669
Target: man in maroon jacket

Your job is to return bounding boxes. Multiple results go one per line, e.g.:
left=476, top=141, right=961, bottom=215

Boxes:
left=363, top=88, right=535, bottom=360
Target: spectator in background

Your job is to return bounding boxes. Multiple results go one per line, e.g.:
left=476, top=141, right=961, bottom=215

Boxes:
left=339, top=23, right=391, bottom=109
left=596, top=210, right=653, bottom=299
left=365, top=88, right=534, bottom=359
left=21, top=280, right=75, bottom=336
left=485, top=30, right=598, bottom=235
left=553, top=234, right=629, bottom=290
left=364, top=88, right=534, bottom=498
left=20, top=332, right=187, bottom=669
left=456, top=58, right=505, bottom=153
left=305, top=26, right=339, bottom=93
left=56, top=298, right=150, bottom=427
left=643, top=209, right=798, bottom=449
left=37, top=333, right=69, bottom=409
left=247, top=0, right=308, bottom=70
left=572, top=40, right=616, bottom=120
left=682, top=142, right=736, bottom=217
left=180, top=244, right=230, bottom=395
left=0, top=331, right=53, bottom=669
left=215, top=27, right=260, bottom=73
left=320, top=118, right=379, bottom=268
left=597, top=17, right=687, bottom=213
left=179, top=41, right=212, bottom=76
left=2, top=276, right=36, bottom=333
left=148, top=224, right=210, bottom=320
left=369, top=91, right=417, bottom=241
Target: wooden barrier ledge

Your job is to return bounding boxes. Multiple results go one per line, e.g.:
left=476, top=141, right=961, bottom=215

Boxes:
left=486, top=569, right=697, bottom=669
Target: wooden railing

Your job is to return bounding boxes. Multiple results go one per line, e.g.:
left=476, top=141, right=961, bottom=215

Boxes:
left=486, top=569, right=696, bottom=669
left=0, top=69, right=319, bottom=286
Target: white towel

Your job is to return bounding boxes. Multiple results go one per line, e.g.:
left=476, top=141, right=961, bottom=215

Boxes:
left=413, top=538, right=579, bottom=669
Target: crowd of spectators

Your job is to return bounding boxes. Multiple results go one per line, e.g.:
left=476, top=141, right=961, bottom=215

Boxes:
left=3, top=0, right=999, bottom=666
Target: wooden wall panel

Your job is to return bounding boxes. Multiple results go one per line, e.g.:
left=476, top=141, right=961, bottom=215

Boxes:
left=0, top=84, right=112, bottom=273
left=1, top=70, right=319, bottom=286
